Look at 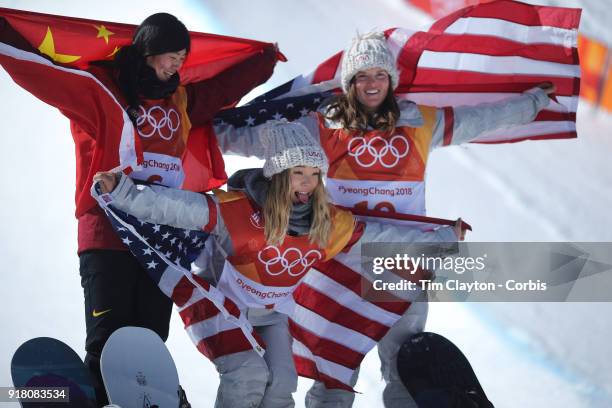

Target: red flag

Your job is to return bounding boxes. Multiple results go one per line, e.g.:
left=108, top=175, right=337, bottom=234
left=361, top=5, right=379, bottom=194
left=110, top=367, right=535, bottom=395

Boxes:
left=0, top=7, right=285, bottom=82
left=0, top=7, right=284, bottom=216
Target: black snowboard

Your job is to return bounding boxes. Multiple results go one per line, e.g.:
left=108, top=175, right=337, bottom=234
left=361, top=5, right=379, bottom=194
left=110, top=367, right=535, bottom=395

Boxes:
left=397, top=332, right=494, bottom=408
left=11, top=337, right=97, bottom=407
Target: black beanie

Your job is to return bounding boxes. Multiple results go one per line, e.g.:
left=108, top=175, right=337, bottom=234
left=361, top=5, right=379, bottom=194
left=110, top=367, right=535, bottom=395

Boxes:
left=132, top=13, right=191, bottom=57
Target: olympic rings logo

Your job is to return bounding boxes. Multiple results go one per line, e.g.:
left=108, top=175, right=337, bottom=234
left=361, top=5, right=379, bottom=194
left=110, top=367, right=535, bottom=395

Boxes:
left=347, top=135, right=410, bottom=168
left=137, top=105, right=180, bottom=140
left=257, top=246, right=322, bottom=277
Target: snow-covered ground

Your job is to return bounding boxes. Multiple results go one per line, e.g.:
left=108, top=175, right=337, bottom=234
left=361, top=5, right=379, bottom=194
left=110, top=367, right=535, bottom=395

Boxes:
left=1, top=0, right=611, bottom=407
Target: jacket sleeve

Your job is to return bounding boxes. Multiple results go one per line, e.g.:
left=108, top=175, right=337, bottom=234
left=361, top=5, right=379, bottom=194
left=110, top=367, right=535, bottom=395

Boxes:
left=213, top=113, right=320, bottom=158
left=213, top=121, right=267, bottom=158
left=185, top=45, right=278, bottom=128
left=335, top=221, right=457, bottom=302
left=430, top=87, right=551, bottom=148
left=338, top=219, right=457, bottom=263
left=356, top=221, right=457, bottom=248
left=92, top=174, right=216, bottom=232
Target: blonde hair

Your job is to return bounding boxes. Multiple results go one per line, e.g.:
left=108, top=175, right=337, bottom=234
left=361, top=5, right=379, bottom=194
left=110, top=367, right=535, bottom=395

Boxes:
left=264, top=169, right=332, bottom=247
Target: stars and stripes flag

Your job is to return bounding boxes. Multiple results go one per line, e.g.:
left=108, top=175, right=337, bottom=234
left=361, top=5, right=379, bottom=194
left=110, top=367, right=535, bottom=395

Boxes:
left=214, top=0, right=581, bottom=390
left=217, top=0, right=581, bottom=144
left=290, top=257, right=414, bottom=391
left=98, top=185, right=467, bottom=391
left=289, top=208, right=467, bottom=391
left=97, top=194, right=266, bottom=361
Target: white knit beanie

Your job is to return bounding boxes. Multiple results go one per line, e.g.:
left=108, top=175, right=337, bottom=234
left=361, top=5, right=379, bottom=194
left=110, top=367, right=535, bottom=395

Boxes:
left=340, top=32, right=399, bottom=93
left=261, top=120, right=329, bottom=178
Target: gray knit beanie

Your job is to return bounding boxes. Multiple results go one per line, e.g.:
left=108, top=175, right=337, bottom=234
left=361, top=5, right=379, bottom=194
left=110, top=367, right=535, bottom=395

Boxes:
left=340, top=31, right=399, bottom=93
left=261, top=120, right=329, bottom=178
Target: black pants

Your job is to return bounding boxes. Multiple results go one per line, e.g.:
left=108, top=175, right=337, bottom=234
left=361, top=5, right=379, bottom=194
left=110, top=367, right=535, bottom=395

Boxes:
left=79, top=249, right=173, bottom=406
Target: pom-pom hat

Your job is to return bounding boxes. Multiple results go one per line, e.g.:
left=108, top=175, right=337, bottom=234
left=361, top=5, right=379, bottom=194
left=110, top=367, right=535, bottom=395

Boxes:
left=340, top=31, right=399, bottom=93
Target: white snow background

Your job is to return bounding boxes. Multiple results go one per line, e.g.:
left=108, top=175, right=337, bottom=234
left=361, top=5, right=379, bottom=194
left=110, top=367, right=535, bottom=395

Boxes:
left=1, top=0, right=611, bottom=407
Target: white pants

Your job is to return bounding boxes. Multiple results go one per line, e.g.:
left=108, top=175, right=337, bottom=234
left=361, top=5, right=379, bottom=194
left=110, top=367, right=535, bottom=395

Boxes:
left=305, top=300, right=428, bottom=408
left=214, top=315, right=297, bottom=407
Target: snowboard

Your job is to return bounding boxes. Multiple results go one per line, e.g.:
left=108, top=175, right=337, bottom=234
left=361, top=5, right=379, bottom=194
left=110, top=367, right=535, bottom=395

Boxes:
left=101, top=326, right=188, bottom=408
left=397, top=332, right=494, bottom=408
left=10, top=337, right=97, bottom=407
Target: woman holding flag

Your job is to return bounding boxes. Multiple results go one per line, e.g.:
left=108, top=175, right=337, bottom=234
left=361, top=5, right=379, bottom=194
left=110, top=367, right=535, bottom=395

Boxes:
left=213, top=31, right=555, bottom=407
left=308, top=32, right=555, bottom=408
left=92, top=120, right=465, bottom=407
left=0, top=10, right=279, bottom=405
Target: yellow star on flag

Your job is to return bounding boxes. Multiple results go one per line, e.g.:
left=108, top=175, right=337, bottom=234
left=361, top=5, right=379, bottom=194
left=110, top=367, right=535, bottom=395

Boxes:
left=107, top=46, right=121, bottom=58
left=38, top=27, right=81, bottom=64
left=95, top=25, right=114, bottom=44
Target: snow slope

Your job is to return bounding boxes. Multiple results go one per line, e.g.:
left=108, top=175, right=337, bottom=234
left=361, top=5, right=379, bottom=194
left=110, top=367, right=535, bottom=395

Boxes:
left=1, top=1, right=611, bottom=407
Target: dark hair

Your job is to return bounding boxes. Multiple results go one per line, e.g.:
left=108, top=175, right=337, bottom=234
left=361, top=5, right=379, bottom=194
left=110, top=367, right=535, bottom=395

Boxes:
left=114, top=46, right=146, bottom=121
left=92, top=13, right=190, bottom=123
left=324, top=76, right=400, bottom=132
left=132, top=13, right=190, bottom=57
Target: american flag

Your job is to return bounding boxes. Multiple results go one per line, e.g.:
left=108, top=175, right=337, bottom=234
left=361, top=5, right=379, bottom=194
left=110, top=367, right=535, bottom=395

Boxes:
left=99, top=199, right=266, bottom=361
left=98, top=191, right=447, bottom=391
left=213, top=0, right=581, bottom=390
left=98, top=185, right=465, bottom=391
left=215, top=92, right=331, bottom=128
left=217, top=0, right=580, bottom=144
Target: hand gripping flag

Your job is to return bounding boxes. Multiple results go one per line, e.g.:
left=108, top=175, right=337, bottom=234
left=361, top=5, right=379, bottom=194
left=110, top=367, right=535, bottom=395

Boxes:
left=216, top=0, right=581, bottom=144
left=96, top=189, right=266, bottom=360
left=0, top=7, right=283, bottom=216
